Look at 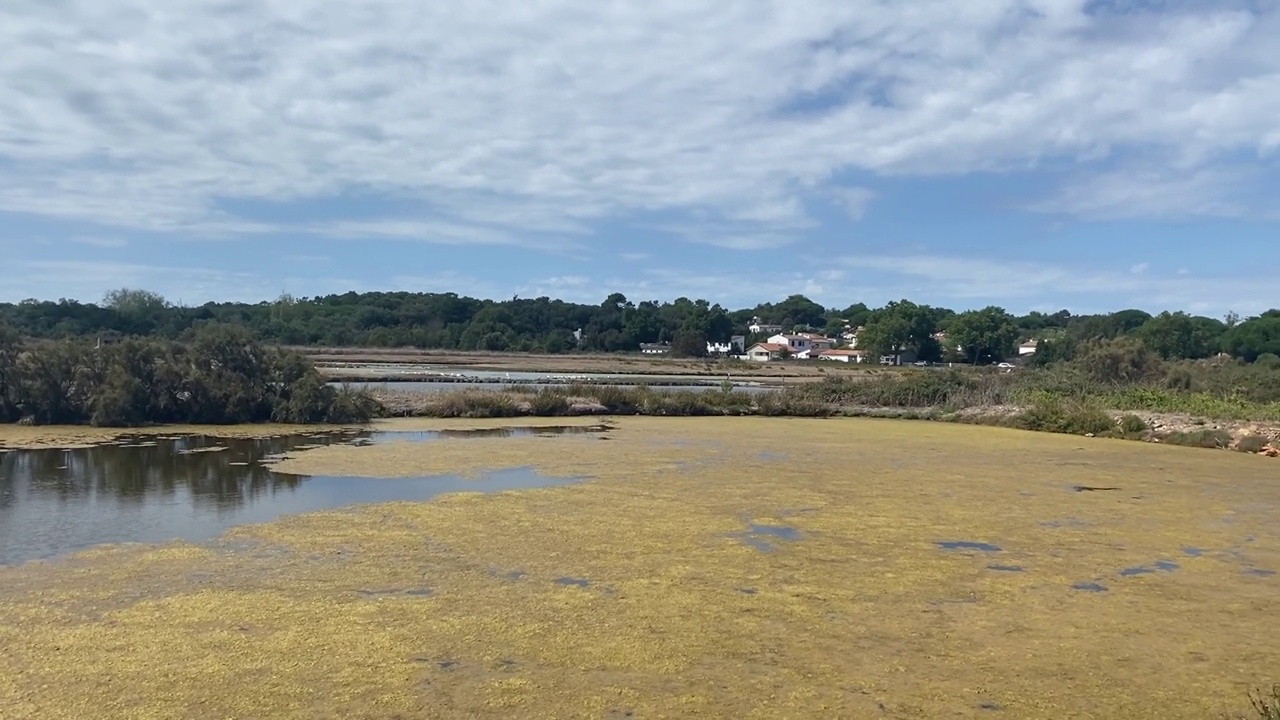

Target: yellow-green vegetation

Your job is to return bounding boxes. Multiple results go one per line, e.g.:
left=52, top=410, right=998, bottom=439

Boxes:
left=0, top=421, right=367, bottom=450
left=2, top=417, right=1278, bottom=718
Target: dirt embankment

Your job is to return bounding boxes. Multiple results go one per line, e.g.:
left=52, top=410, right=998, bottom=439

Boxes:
left=296, top=346, right=869, bottom=380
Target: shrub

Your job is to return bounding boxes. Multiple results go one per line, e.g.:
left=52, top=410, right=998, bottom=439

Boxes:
left=1074, top=336, right=1164, bottom=385
left=1235, top=684, right=1280, bottom=720
left=1014, top=395, right=1115, bottom=436
left=528, top=390, right=570, bottom=416
left=1161, top=428, right=1233, bottom=449
left=1235, top=435, right=1271, bottom=454
left=1117, top=414, right=1148, bottom=434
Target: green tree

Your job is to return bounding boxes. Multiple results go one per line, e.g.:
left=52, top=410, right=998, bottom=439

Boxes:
left=773, top=294, right=827, bottom=330
left=1222, top=315, right=1280, bottom=363
left=671, top=331, right=708, bottom=358
left=947, top=306, right=1018, bottom=364
left=0, top=323, right=20, bottom=422
left=1135, top=312, right=1225, bottom=360
left=857, top=300, right=938, bottom=360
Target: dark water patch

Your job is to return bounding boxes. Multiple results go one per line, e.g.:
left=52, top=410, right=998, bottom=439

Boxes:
left=936, top=541, right=1001, bottom=553
left=438, top=660, right=459, bottom=671
left=738, top=587, right=758, bottom=595
left=736, top=522, right=801, bottom=552
left=1039, top=518, right=1088, bottom=529
left=1071, top=582, right=1108, bottom=593
left=357, top=587, right=434, bottom=598
left=1244, top=568, right=1276, bottom=577
left=1119, top=560, right=1179, bottom=577
left=0, top=434, right=581, bottom=566
left=555, top=576, right=590, bottom=588
left=986, top=565, right=1023, bottom=573
left=1071, top=485, right=1120, bottom=492
left=979, top=702, right=1003, bottom=711
left=1181, top=546, right=1205, bottom=557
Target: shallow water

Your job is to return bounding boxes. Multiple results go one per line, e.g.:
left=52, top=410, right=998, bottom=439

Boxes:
left=0, top=429, right=584, bottom=565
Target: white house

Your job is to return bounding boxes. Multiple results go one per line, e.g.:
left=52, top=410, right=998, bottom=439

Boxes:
left=745, top=342, right=785, bottom=362
left=768, top=333, right=811, bottom=353
left=818, top=349, right=866, bottom=363
left=799, top=333, right=836, bottom=351
left=748, top=316, right=784, bottom=335
left=707, top=335, right=747, bottom=355
left=1018, top=340, right=1039, bottom=356
left=768, top=333, right=835, bottom=355
left=840, top=325, right=864, bottom=348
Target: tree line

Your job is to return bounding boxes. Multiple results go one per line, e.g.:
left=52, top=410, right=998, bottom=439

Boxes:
left=0, top=322, right=378, bottom=426
left=1, top=288, right=1277, bottom=364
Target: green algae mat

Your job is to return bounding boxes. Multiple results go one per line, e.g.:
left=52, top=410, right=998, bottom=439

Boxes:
left=1, top=416, right=1277, bottom=718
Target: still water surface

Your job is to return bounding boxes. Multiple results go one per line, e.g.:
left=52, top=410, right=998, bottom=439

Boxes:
left=0, top=427, right=591, bottom=566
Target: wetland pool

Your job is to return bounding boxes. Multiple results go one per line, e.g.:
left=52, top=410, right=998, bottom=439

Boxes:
left=0, top=425, right=598, bottom=565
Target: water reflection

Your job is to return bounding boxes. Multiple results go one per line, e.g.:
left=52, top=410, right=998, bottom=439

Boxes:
left=0, top=430, right=582, bottom=565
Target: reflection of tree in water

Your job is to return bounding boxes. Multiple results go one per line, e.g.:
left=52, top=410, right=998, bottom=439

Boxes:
left=0, top=432, right=368, bottom=512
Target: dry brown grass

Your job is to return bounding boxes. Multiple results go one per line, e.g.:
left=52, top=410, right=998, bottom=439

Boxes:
left=1, top=417, right=1277, bottom=718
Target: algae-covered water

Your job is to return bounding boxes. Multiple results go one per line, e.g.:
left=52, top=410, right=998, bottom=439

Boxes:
left=0, top=425, right=597, bottom=565
left=0, top=416, right=1277, bottom=719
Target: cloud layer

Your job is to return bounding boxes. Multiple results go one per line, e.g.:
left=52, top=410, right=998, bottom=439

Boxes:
left=2, top=0, right=1278, bottom=249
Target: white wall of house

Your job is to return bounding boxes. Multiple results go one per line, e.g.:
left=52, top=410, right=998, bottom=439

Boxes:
left=768, top=334, right=811, bottom=352
left=746, top=344, right=781, bottom=362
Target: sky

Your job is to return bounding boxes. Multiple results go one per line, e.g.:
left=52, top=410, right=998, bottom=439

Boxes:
left=1, top=0, right=1278, bottom=316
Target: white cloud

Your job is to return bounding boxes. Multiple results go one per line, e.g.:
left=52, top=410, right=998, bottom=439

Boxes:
left=828, top=187, right=877, bottom=220
left=71, top=235, right=128, bottom=248
left=1130, top=262, right=1148, bottom=275
left=1029, top=165, right=1267, bottom=220
left=0, top=0, right=1277, bottom=252
left=837, top=253, right=1274, bottom=315
left=0, top=260, right=274, bottom=304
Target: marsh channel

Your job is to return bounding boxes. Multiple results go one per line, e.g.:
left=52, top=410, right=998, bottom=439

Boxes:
left=0, top=425, right=604, bottom=566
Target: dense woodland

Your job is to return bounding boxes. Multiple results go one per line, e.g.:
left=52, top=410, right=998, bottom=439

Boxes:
left=0, top=322, right=377, bottom=426
left=1, top=288, right=1278, bottom=365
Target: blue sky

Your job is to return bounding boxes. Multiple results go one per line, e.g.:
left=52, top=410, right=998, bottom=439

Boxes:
left=1, top=0, right=1277, bottom=316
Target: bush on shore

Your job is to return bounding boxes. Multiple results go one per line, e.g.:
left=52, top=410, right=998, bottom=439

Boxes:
left=0, top=323, right=380, bottom=427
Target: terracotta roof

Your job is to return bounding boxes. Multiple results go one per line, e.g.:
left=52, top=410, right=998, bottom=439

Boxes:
left=820, top=349, right=864, bottom=356
left=749, top=343, right=786, bottom=352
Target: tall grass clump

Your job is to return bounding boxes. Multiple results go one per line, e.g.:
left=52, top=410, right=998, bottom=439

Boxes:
left=422, top=389, right=520, bottom=418
left=1011, top=393, right=1116, bottom=436
left=1161, top=428, right=1234, bottom=449
left=1233, top=685, right=1280, bottom=720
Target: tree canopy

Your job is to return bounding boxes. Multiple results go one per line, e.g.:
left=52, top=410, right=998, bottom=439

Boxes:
left=0, top=288, right=1272, bottom=365
left=947, top=306, right=1018, bottom=364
